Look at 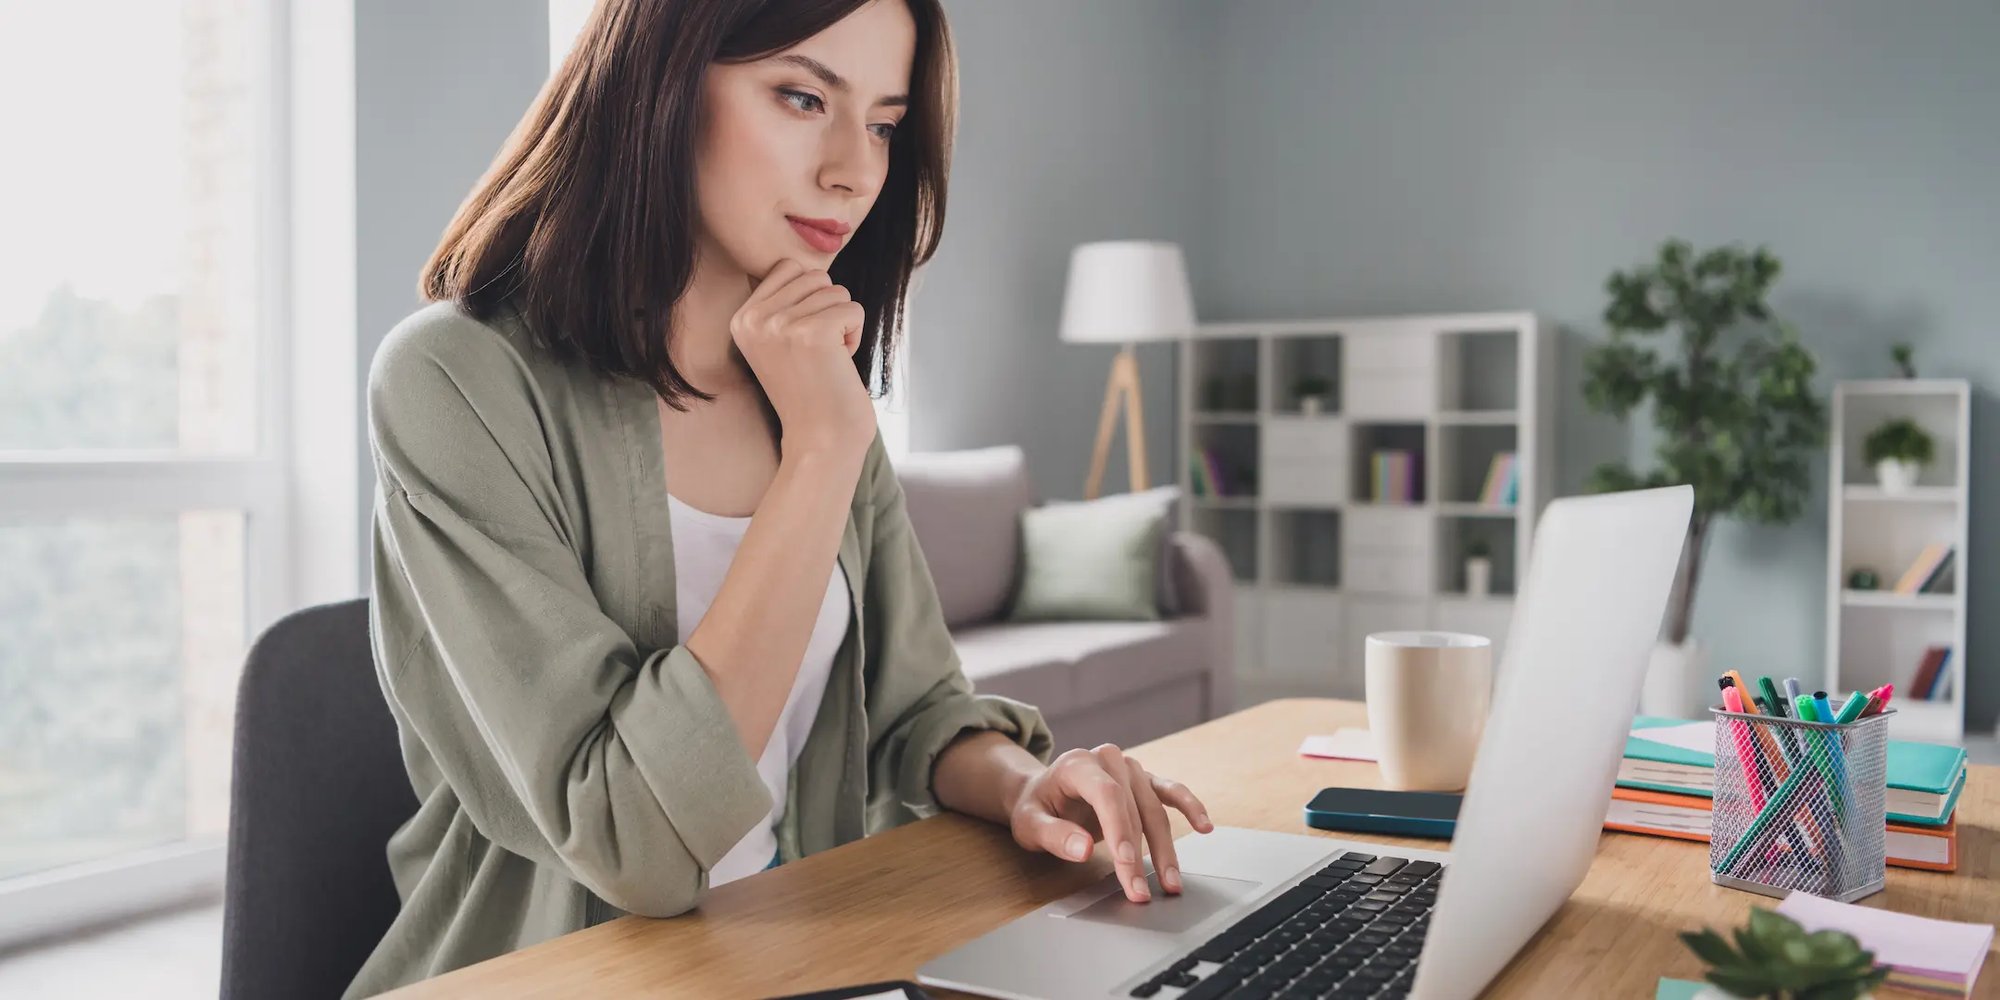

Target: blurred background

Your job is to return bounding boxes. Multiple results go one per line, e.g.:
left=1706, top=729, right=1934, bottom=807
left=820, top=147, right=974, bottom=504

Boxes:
left=0, top=1, right=1993, bottom=996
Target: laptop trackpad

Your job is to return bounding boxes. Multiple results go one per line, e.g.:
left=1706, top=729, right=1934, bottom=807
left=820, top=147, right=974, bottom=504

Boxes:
left=1061, top=871, right=1261, bottom=934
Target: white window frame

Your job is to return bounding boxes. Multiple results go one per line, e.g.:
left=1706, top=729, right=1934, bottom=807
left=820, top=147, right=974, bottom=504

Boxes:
left=0, top=0, right=361, bottom=948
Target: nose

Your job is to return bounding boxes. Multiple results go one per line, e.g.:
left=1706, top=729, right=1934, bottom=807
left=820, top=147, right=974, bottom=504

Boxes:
left=816, top=118, right=879, bottom=200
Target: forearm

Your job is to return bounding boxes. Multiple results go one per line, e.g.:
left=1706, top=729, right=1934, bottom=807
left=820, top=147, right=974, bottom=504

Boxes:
left=932, top=729, right=1046, bottom=825
left=687, top=446, right=866, bottom=763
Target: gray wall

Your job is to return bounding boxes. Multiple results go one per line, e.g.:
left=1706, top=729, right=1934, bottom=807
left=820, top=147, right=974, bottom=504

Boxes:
left=1197, top=1, right=1998, bottom=725
left=916, top=0, right=1217, bottom=500
left=354, top=0, right=549, bottom=579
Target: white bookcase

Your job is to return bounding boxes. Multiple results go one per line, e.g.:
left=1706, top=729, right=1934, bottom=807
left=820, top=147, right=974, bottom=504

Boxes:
left=1824, top=379, right=1972, bottom=742
left=1177, top=313, right=1555, bottom=704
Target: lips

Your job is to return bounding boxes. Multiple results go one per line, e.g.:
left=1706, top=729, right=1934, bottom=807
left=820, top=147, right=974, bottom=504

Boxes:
left=787, top=215, right=849, bottom=254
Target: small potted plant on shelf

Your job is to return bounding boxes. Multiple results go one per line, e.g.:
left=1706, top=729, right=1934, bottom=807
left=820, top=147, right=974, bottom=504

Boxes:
left=1680, top=909, right=1887, bottom=999
left=1293, top=375, right=1332, bottom=416
left=1890, top=341, right=1917, bottom=379
left=1463, top=539, right=1493, bottom=599
left=1862, top=417, right=1934, bottom=494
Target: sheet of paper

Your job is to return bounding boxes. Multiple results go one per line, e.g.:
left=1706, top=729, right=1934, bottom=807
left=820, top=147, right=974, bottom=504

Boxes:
left=1299, top=729, right=1377, bottom=762
left=1629, top=720, right=1715, bottom=755
left=1777, top=891, right=1995, bottom=981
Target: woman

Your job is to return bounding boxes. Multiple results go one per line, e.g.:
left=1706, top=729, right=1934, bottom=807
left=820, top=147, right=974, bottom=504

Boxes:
left=348, top=0, right=1213, bottom=995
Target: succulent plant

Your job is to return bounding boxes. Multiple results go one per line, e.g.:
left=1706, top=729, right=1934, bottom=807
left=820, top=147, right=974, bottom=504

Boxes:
left=1680, top=909, right=1888, bottom=1000
left=1293, top=374, right=1333, bottom=397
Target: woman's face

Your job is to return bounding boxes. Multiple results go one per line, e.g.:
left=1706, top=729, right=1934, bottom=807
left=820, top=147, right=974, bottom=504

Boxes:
left=694, top=0, right=916, bottom=282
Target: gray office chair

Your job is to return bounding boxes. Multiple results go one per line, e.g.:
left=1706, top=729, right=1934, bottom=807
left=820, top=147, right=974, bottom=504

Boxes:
left=221, top=598, right=418, bottom=1000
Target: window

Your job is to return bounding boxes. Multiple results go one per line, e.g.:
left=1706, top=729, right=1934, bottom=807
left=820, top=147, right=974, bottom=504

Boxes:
left=0, top=0, right=288, bottom=935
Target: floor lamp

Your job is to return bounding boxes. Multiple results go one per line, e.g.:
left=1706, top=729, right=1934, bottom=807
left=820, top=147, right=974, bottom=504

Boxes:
left=1059, top=241, right=1198, bottom=500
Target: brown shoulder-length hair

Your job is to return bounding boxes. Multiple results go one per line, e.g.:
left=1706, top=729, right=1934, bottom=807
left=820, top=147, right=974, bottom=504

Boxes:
left=421, top=0, right=952, bottom=410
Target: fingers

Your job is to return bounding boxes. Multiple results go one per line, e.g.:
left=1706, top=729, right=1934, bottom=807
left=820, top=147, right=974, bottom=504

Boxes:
left=748, top=264, right=833, bottom=316
left=772, top=284, right=853, bottom=325
left=744, top=258, right=809, bottom=304
left=1150, top=773, right=1214, bottom=834
left=1091, top=744, right=1151, bottom=902
left=1058, top=749, right=1149, bottom=902
left=1015, top=807, right=1096, bottom=863
left=1128, top=757, right=1183, bottom=894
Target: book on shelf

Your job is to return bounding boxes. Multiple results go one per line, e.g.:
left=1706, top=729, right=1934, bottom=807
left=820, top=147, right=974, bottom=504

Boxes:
left=1370, top=449, right=1418, bottom=504
left=1912, top=644, right=1953, bottom=701
left=1476, top=452, right=1518, bottom=507
left=1893, top=543, right=1954, bottom=594
left=1921, top=549, right=1958, bottom=594
left=1621, top=716, right=1968, bottom=826
left=1603, top=787, right=1960, bottom=872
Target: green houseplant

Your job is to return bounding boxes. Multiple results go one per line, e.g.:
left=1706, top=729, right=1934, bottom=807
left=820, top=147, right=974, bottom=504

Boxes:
left=1862, top=417, right=1934, bottom=494
left=1582, top=241, right=1825, bottom=712
left=1681, top=908, right=1888, bottom=999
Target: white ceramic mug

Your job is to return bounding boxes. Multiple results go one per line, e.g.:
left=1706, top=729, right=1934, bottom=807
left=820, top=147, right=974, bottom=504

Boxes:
left=1364, top=631, right=1494, bottom=791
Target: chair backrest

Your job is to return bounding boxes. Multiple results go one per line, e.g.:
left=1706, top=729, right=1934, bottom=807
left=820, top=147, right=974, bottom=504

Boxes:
left=221, top=598, right=418, bottom=1000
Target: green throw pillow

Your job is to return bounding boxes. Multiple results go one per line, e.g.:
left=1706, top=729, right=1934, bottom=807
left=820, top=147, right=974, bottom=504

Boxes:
left=1008, top=486, right=1177, bottom=622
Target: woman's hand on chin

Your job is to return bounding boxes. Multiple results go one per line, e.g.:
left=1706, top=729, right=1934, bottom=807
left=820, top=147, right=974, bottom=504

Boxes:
left=1004, top=744, right=1213, bottom=903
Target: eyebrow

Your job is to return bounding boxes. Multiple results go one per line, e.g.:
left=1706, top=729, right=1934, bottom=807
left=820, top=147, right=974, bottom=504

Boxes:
left=770, top=53, right=909, bottom=108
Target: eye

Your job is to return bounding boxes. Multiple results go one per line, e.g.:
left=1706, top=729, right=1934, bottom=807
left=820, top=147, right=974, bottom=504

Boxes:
left=868, top=122, right=898, bottom=141
left=778, top=88, right=825, bottom=114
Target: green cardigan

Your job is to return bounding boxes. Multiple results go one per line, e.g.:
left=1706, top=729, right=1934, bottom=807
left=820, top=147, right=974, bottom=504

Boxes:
left=346, top=301, right=1053, bottom=997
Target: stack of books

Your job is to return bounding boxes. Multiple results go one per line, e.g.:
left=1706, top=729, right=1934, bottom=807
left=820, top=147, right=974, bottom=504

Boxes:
left=1606, top=716, right=1968, bottom=871
left=1894, top=542, right=1957, bottom=594
left=1476, top=452, right=1518, bottom=508
left=1370, top=450, right=1419, bottom=503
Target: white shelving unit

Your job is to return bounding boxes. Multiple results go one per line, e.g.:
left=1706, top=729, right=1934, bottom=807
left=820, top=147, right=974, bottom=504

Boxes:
left=1824, top=379, right=1972, bottom=742
left=1177, top=312, right=1555, bottom=703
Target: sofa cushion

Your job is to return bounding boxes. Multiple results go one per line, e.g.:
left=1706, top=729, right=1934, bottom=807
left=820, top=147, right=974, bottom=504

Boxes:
left=894, top=445, right=1035, bottom=629
left=953, top=618, right=1210, bottom=717
left=1009, top=485, right=1179, bottom=623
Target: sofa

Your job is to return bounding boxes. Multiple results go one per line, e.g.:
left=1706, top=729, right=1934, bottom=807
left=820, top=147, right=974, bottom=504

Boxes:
left=893, top=445, right=1237, bottom=752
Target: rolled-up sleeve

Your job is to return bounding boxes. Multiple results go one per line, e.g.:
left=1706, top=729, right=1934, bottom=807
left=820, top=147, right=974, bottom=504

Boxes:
left=367, top=315, right=770, bottom=918
left=859, top=437, right=1054, bottom=828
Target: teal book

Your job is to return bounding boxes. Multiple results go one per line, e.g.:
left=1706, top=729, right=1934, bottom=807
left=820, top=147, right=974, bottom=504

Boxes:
left=1619, top=716, right=1968, bottom=826
left=1656, top=979, right=1706, bottom=1000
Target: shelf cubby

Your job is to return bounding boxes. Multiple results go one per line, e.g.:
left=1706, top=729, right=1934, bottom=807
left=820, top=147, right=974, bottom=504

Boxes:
left=1189, top=337, right=1261, bottom=415
left=1349, top=423, right=1427, bottom=505
left=1268, top=507, right=1341, bottom=588
left=1271, top=336, right=1342, bottom=416
left=1437, top=424, right=1519, bottom=507
left=1438, top=328, right=1520, bottom=414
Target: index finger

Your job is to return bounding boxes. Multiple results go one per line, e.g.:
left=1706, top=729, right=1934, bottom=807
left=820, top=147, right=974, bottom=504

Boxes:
left=1061, top=763, right=1150, bottom=902
left=745, top=258, right=808, bottom=303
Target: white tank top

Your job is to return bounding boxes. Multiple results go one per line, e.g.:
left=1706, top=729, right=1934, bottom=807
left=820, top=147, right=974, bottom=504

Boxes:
left=666, top=491, right=850, bottom=887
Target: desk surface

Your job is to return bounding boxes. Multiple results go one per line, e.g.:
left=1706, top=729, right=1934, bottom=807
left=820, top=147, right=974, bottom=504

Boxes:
left=388, top=698, right=1999, bottom=999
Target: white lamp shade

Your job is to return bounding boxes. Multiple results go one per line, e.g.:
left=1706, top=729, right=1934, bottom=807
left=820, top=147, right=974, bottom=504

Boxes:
left=1058, top=240, right=1197, bottom=344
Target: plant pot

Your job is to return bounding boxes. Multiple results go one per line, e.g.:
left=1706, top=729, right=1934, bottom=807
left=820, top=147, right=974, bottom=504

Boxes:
left=1874, top=459, right=1920, bottom=494
left=1464, top=557, right=1492, bottom=599
left=1640, top=639, right=1707, bottom=719
left=1299, top=395, right=1324, bottom=416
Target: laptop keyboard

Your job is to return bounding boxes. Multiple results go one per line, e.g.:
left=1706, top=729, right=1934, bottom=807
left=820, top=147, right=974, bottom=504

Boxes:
left=1128, top=852, right=1443, bottom=1000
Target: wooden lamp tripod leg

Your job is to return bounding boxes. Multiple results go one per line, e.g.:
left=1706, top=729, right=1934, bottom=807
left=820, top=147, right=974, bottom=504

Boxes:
left=1084, top=345, right=1148, bottom=500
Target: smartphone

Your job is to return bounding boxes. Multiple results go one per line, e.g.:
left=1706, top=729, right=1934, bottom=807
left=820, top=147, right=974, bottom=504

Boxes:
left=1304, top=787, right=1462, bottom=839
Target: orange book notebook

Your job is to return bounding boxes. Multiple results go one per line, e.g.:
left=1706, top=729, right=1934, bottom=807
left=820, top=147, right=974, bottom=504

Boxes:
left=1603, top=787, right=1958, bottom=872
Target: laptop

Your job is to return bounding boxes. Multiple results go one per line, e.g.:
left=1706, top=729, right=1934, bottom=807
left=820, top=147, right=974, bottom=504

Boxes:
left=918, top=486, right=1693, bottom=1000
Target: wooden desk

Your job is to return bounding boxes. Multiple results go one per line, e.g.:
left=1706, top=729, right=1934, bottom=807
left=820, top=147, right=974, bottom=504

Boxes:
left=389, top=698, right=1999, bottom=999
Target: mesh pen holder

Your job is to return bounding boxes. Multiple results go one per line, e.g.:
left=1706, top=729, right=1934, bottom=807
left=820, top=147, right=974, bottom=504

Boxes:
left=1708, top=706, right=1892, bottom=903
